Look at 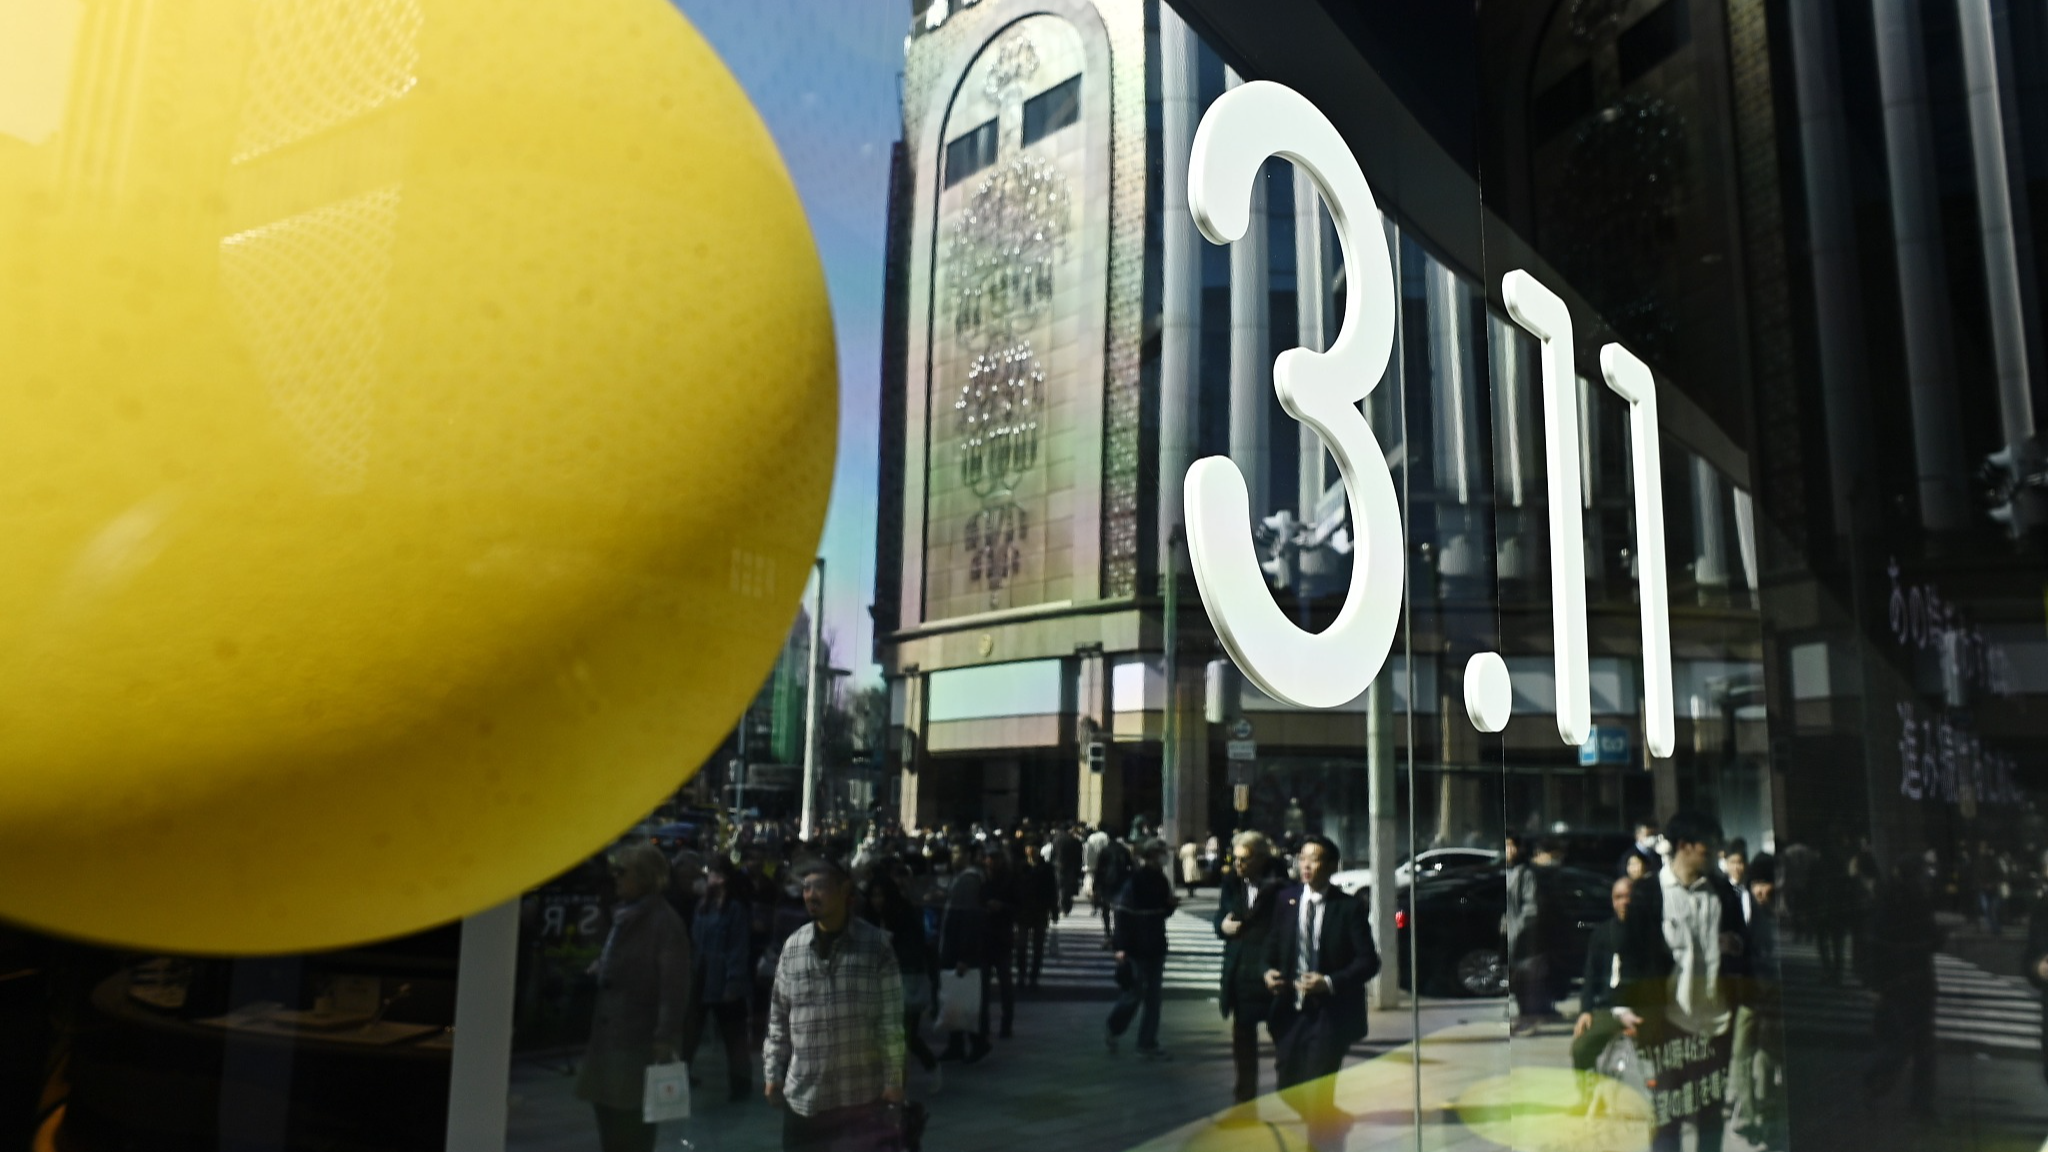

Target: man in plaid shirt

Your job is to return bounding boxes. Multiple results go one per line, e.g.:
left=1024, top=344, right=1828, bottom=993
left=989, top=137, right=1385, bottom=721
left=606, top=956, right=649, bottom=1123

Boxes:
left=765, top=858, right=906, bottom=1152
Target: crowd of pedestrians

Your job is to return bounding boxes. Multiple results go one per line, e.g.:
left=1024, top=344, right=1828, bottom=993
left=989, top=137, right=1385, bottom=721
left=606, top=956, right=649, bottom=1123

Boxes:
left=1512, top=814, right=1788, bottom=1150
left=569, top=814, right=1228, bottom=1152
left=569, top=804, right=2048, bottom=1152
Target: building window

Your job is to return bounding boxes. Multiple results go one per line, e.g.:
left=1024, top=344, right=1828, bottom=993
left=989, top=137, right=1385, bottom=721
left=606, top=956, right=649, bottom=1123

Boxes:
left=944, top=118, right=998, bottom=187
left=1021, top=74, right=1081, bottom=146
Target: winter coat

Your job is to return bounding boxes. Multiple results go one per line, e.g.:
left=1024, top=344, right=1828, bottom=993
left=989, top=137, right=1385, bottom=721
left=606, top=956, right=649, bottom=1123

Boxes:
left=691, top=897, right=751, bottom=1006
left=575, top=897, right=692, bottom=1110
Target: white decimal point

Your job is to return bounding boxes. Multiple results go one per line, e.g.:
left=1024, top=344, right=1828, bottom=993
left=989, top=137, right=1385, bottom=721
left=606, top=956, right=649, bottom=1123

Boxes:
left=1183, top=81, right=1403, bottom=709
left=1464, top=652, right=1512, bottom=734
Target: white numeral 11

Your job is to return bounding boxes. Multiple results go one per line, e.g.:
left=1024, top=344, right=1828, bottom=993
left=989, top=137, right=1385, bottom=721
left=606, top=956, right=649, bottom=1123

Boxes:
left=1504, top=272, right=1674, bottom=759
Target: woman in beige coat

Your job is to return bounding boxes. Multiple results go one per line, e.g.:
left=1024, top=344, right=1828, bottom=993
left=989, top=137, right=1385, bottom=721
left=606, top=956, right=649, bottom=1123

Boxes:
left=575, top=841, right=693, bottom=1152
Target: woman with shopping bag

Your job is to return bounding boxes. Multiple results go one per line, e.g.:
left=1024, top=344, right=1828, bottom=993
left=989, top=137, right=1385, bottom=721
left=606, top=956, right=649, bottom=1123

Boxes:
left=576, top=841, right=693, bottom=1152
left=935, top=846, right=990, bottom=1063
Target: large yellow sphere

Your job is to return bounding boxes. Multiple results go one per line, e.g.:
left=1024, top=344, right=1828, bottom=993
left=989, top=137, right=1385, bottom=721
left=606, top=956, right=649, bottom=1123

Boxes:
left=0, top=0, right=835, bottom=952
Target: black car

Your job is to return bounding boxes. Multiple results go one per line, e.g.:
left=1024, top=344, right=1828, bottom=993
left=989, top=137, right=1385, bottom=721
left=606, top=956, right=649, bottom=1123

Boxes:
left=1394, top=864, right=1616, bottom=998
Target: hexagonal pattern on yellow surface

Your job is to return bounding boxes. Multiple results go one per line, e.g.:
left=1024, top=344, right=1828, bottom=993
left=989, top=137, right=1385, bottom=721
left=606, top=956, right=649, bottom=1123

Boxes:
left=0, top=0, right=835, bottom=953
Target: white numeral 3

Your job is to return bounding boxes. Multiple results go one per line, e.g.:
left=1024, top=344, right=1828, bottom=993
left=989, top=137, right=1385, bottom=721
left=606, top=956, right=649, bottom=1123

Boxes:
left=1184, top=81, right=1403, bottom=709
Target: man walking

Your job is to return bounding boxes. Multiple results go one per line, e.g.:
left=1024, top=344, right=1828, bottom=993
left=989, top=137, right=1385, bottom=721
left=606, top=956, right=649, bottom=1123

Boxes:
left=1094, top=832, right=1133, bottom=949
left=1861, top=856, right=1940, bottom=1114
left=1732, top=853, right=1785, bottom=1147
left=1106, top=840, right=1177, bottom=1059
left=979, top=843, right=1018, bottom=1040
left=1571, top=876, right=1632, bottom=1110
left=1617, top=810, right=1747, bottom=1152
left=764, top=859, right=905, bottom=1152
left=1053, top=823, right=1084, bottom=918
left=1264, top=835, right=1379, bottom=1151
left=936, top=845, right=989, bottom=1064
left=1016, top=841, right=1058, bottom=989
left=1216, top=830, right=1285, bottom=1104
left=1505, top=833, right=1556, bottom=1033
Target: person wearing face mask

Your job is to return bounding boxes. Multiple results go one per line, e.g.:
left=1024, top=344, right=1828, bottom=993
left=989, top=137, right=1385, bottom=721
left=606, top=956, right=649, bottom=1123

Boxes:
left=683, top=855, right=755, bottom=1104
left=1263, top=834, right=1379, bottom=1152
left=1622, top=821, right=1661, bottom=878
left=1617, top=810, right=1748, bottom=1152
left=576, top=841, right=692, bottom=1152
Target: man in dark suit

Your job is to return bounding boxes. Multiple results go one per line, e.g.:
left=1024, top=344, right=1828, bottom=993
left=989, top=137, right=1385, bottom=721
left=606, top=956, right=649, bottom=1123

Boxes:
left=1215, top=830, right=1286, bottom=1104
left=1571, top=875, right=1633, bottom=1109
left=1264, top=834, right=1380, bottom=1149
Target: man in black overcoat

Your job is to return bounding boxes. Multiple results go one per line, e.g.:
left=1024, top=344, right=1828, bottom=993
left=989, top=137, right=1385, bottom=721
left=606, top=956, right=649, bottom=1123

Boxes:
left=1215, top=829, right=1286, bottom=1104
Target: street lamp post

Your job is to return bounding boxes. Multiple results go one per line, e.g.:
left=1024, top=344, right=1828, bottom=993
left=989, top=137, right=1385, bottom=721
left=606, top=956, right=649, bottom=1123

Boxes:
left=800, top=557, right=825, bottom=842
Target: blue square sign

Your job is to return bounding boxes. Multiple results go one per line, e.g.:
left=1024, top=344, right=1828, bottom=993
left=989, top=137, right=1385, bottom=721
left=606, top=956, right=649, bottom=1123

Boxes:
left=1580, top=725, right=1631, bottom=766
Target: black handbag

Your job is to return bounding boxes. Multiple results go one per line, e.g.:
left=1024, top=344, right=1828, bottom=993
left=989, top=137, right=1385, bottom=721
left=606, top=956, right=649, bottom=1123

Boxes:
left=877, top=1101, right=929, bottom=1152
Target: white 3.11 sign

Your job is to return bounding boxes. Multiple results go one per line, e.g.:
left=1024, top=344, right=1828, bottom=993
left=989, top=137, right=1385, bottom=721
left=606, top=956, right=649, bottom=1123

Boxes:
left=1183, top=81, right=1675, bottom=760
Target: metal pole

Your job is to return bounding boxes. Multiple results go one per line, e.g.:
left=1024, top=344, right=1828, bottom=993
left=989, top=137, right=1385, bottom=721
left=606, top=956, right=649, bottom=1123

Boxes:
left=800, top=557, right=825, bottom=842
left=1873, top=0, right=1969, bottom=531
left=1294, top=165, right=1329, bottom=514
left=1788, top=0, right=1873, bottom=533
left=444, top=900, right=520, bottom=1152
left=1367, top=674, right=1400, bottom=1009
left=1225, top=67, right=1271, bottom=525
left=1156, top=7, right=1199, bottom=853
left=735, top=712, right=748, bottom=815
left=1958, top=0, right=2039, bottom=469
left=1157, top=5, right=1201, bottom=577
left=1161, top=530, right=1180, bottom=847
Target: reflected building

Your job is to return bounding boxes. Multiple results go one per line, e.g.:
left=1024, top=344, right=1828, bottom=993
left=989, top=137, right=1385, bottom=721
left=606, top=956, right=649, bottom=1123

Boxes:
left=879, top=0, right=1182, bottom=836
left=874, top=0, right=1779, bottom=859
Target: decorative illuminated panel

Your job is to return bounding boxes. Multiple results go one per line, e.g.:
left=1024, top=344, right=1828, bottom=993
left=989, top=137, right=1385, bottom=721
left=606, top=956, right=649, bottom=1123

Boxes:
left=922, top=16, right=1092, bottom=620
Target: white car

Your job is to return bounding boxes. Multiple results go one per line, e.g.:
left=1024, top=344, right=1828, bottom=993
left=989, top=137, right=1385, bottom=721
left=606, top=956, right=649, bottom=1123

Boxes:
left=1331, top=847, right=1502, bottom=895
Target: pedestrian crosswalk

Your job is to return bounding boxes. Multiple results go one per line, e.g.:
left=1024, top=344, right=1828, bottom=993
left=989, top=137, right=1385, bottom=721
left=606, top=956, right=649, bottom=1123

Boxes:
left=1777, top=941, right=2041, bottom=1053
left=1027, top=893, right=1227, bottom=997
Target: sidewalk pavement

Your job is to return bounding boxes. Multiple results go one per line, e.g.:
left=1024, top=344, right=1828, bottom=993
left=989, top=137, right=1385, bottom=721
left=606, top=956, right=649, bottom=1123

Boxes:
left=503, top=891, right=2048, bottom=1152
left=507, top=990, right=1770, bottom=1152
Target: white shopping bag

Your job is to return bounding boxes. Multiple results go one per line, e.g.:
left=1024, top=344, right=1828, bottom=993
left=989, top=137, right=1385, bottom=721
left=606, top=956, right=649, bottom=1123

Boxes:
left=934, top=968, right=982, bottom=1033
left=642, top=1060, right=691, bottom=1123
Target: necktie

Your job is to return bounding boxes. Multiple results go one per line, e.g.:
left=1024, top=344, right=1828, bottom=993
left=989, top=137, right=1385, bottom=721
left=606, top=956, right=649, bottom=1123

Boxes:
left=1299, top=894, right=1317, bottom=974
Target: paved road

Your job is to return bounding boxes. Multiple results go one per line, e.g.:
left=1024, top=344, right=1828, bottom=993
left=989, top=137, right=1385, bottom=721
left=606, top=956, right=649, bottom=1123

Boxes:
left=1031, top=889, right=1226, bottom=998
left=1777, top=940, right=2041, bottom=1053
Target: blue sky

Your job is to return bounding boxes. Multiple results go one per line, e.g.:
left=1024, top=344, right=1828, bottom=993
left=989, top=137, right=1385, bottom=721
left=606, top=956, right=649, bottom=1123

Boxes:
left=672, top=1, right=905, bottom=686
